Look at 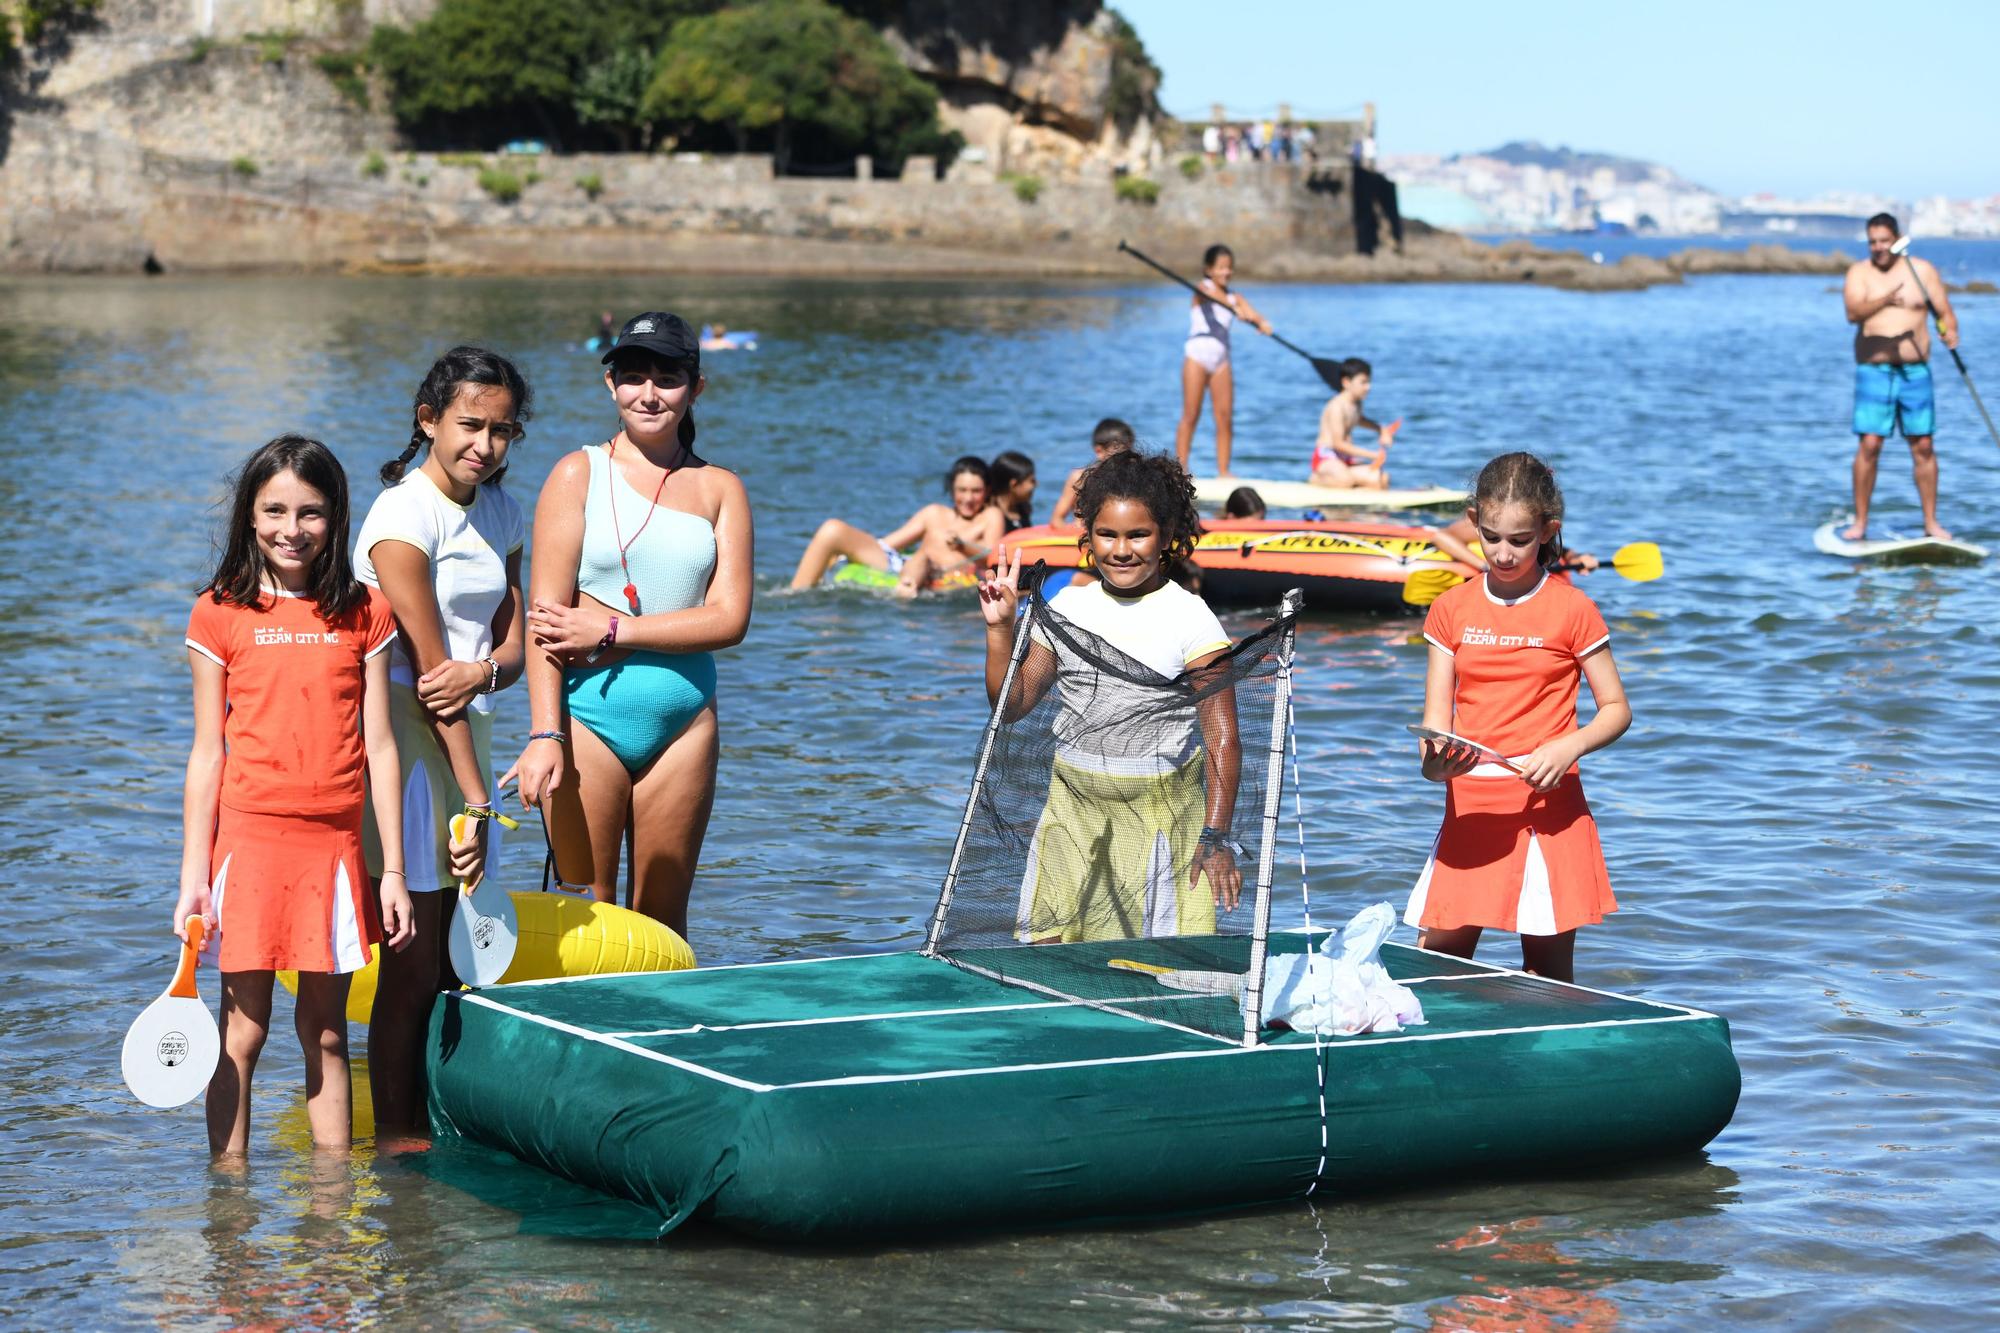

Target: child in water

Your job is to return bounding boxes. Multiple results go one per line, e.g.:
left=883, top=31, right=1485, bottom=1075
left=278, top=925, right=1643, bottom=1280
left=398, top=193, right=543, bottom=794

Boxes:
left=1408, top=452, right=1630, bottom=982
left=791, top=456, right=1006, bottom=597
left=1310, top=358, right=1400, bottom=489
left=176, top=436, right=414, bottom=1154
left=987, top=450, right=1038, bottom=531
left=1051, top=418, right=1134, bottom=524
left=355, top=347, right=531, bottom=1134
left=979, top=449, right=1242, bottom=941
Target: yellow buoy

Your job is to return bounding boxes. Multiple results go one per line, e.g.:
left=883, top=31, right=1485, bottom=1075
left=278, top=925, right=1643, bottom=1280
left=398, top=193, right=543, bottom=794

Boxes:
left=280, top=891, right=695, bottom=1023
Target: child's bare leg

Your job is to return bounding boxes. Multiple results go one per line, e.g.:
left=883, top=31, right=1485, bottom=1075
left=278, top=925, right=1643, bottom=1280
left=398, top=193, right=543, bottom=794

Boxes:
left=208, top=970, right=274, bottom=1156
left=1310, top=463, right=1357, bottom=489
left=1174, top=359, right=1206, bottom=469
left=894, top=552, right=931, bottom=600
left=1519, top=930, right=1576, bottom=983
left=790, top=519, right=886, bottom=588
left=1211, top=364, right=1236, bottom=475
left=1417, top=924, right=1482, bottom=959
left=294, top=972, right=354, bottom=1149
left=368, top=889, right=442, bottom=1135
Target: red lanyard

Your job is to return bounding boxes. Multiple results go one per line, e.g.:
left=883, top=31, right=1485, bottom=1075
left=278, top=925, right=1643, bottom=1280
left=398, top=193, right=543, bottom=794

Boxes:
left=606, top=439, right=671, bottom=612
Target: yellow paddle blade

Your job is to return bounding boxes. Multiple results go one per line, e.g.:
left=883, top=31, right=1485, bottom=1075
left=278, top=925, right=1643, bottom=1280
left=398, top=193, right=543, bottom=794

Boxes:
left=1402, top=567, right=1468, bottom=607
left=1610, top=541, right=1663, bottom=583
left=1108, top=958, right=1173, bottom=975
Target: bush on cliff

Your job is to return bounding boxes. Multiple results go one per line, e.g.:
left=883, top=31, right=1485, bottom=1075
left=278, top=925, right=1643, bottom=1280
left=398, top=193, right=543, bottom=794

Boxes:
left=643, top=0, right=948, bottom=176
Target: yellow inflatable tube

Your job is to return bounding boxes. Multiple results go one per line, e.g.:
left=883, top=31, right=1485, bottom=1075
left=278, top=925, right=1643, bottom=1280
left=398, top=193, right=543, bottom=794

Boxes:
left=280, top=891, right=696, bottom=1024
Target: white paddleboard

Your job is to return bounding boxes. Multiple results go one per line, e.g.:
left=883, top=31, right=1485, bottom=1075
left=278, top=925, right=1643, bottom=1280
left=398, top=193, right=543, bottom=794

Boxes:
left=121, top=917, right=221, bottom=1108
left=445, top=813, right=518, bottom=988
left=1193, top=477, right=1467, bottom=512
left=1812, top=521, right=1988, bottom=566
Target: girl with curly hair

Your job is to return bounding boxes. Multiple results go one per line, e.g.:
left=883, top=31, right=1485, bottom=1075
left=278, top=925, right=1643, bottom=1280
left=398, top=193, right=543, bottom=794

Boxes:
left=978, top=449, right=1244, bottom=942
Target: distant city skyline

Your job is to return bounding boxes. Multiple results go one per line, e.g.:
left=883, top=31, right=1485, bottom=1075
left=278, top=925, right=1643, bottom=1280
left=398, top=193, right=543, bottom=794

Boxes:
left=1118, top=0, right=1999, bottom=201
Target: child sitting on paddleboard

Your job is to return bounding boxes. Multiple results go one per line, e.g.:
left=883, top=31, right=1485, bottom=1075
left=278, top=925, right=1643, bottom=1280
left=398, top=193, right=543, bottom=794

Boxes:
left=1309, top=358, right=1399, bottom=490
left=175, top=436, right=414, bottom=1154
left=979, top=449, right=1242, bottom=941
left=1051, top=417, right=1134, bottom=524
left=1408, top=451, right=1630, bottom=982
left=355, top=347, right=531, bottom=1135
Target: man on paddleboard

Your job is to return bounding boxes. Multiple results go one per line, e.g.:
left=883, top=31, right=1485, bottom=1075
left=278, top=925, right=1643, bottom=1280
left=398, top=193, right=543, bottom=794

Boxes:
left=1843, top=212, right=1959, bottom=541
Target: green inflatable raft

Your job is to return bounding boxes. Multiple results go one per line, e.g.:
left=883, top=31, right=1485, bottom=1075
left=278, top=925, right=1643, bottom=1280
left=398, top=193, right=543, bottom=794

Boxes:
left=427, top=932, right=1740, bottom=1240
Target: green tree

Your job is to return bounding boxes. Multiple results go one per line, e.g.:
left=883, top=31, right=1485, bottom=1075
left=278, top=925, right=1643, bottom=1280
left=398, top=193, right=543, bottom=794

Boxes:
left=643, top=0, right=943, bottom=175
left=574, top=48, right=655, bottom=151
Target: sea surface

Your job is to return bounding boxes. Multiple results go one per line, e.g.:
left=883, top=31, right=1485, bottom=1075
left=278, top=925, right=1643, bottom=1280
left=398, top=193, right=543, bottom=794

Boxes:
left=3, top=249, right=1998, bottom=1329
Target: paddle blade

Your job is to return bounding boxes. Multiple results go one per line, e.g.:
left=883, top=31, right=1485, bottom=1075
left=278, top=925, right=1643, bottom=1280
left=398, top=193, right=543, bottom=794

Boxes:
left=1610, top=541, right=1664, bottom=583
left=1309, top=356, right=1346, bottom=391
left=446, top=813, right=518, bottom=988
left=1108, top=959, right=1244, bottom=997
left=1402, top=567, right=1467, bottom=607
left=122, top=919, right=219, bottom=1108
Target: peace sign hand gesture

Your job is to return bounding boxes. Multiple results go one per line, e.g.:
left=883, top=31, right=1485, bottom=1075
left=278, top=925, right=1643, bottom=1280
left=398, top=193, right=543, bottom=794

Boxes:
left=978, top=546, right=1022, bottom=627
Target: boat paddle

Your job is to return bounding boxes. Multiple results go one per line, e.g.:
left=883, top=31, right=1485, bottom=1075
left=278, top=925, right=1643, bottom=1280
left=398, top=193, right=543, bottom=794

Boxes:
left=1890, top=236, right=2000, bottom=452
left=1401, top=541, right=1663, bottom=607
left=445, top=809, right=520, bottom=987
left=1116, top=240, right=1348, bottom=390
left=121, top=915, right=221, bottom=1108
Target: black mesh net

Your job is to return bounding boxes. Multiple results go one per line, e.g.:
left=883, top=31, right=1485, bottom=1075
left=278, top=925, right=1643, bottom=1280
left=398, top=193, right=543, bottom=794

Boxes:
left=925, top=584, right=1298, bottom=1044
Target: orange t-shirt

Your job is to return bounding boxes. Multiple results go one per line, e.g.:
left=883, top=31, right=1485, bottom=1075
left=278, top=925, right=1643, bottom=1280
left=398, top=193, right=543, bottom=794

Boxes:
left=1422, top=572, right=1610, bottom=758
left=185, top=589, right=397, bottom=815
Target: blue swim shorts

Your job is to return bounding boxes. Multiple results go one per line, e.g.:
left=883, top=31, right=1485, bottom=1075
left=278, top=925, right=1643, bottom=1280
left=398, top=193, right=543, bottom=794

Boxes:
left=1852, top=361, right=1934, bottom=439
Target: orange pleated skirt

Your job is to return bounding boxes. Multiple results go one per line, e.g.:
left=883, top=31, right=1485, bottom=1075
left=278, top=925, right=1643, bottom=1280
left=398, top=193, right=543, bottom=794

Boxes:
left=1405, top=772, right=1616, bottom=936
left=205, top=805, right=380, bottom=974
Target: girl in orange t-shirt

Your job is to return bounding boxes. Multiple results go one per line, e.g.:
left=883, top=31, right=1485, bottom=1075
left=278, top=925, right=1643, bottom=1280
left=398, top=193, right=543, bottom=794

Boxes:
left=174, top=435, right=415, bottom=1155
left=1407, top=452, right=1631, bottom=982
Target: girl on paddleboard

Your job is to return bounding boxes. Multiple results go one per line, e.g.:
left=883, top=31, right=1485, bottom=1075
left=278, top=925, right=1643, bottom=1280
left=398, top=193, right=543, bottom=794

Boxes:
left=979, top=449, right=1242, bottom=940
left=506, top=312, right=753, bottom=938
left=1173, top=244, right=1273, bottom=478
left=176, top=436, right=413, bottom=1154
left=1407, top=452, right=1630, bottom=982
left=355, top=347, right=531, bottom=1134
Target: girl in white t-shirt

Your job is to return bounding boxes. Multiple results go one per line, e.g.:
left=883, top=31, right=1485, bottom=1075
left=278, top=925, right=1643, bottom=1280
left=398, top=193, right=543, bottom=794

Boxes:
left=355, top=346, right=530, bottom=1134
left=978, top=450, right=1241, bottom=942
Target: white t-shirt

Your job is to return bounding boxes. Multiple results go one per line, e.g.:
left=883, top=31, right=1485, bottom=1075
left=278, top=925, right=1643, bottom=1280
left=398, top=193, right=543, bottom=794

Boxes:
left=355, top=470, right=525, bottom=715
left=1036, top=580, right=1231, bottom=774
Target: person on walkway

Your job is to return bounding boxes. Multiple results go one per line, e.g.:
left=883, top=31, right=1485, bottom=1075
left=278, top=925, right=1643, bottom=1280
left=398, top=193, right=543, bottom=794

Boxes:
left=1843, top=212, right=1959, bottom=540
left=1173, top=244, right=1273, bottom=478
left=507, top=312, right=753, bottom=938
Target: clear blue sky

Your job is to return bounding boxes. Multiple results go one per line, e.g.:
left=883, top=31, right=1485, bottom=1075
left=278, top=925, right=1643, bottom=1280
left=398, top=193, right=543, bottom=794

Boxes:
left=1117, top=0, right=1998, bottom=199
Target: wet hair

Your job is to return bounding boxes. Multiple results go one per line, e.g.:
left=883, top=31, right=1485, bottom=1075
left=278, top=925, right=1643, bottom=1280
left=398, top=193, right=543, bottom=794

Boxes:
left=608, top=347, right=702, bottom=451
left=945, top=454, right=990, bottom=493
left=1201, top=243, right=1234, bottom=270
left=1340, top=357, right=1372, bottom=384
left=1469, top=451, right=1566, bottom=570
left=988, top=450, right=1036, bottom=520
left=1091, top=417, right=1135, bottom=451
left=205, top=434, right=363, bottom=618
left=1074, top=448, right=1202, bottom=565
left=1866, top=212, right=1900, bottom=237
left=382, top=346, right=533, bottom=487
left=1222, top=486, right=1267, bottom=519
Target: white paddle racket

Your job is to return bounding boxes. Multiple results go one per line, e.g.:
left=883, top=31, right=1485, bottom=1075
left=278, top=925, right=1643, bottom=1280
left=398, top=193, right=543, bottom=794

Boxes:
left=1406, top=724, right=1523, bottom=775
left=1109, top=957, right=1246, bottom=998
left=446, top=812, right=518, bottom=988
left=121, top=915, right=221, bottom=1108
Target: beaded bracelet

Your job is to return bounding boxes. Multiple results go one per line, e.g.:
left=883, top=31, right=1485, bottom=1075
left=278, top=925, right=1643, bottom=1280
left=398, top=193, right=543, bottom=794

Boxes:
left=478, top=656, right=501, bottom=695
left=527, top=730, right=567, bottom=744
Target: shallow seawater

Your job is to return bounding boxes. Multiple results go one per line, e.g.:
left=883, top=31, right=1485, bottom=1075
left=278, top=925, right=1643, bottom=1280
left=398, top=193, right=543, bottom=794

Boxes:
left=3, top=256, right=1999, bottom=1329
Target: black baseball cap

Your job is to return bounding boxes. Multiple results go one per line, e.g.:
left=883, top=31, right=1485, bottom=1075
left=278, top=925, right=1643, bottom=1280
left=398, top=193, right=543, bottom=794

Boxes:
left=600, top=311, right=699, bottom=367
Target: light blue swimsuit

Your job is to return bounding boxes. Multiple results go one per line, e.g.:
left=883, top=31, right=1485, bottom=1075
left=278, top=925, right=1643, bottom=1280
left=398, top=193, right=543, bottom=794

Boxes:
left=564, top=444, right=719, bottom=772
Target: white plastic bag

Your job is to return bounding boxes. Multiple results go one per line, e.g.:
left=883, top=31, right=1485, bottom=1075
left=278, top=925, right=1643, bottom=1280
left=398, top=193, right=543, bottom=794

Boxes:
left=1245, top=902, right=1427, bottom=1036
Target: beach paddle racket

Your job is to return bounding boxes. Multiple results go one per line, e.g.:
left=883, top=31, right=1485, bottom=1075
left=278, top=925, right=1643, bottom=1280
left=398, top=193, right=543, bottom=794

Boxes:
left=121, top=915, right=220, bottom=1108
left=445, top=812, right=518, bottom=988
left=1407, top=724, right=1522, bottom=774
left=1108, top=957, right=1246, bottom=997
left=1403, top=542, right=1666, bottom=606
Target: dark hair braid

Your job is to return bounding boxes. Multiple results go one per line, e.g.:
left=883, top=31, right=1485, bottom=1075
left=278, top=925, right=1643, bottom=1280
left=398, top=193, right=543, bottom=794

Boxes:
left=384, top=345, right=534, bottom=486
left=1073, top=448, right=1202, bottom=565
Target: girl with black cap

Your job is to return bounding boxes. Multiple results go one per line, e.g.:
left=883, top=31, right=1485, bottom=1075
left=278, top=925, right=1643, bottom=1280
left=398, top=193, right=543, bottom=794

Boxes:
left=503, top=312, right=753, bottom=937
